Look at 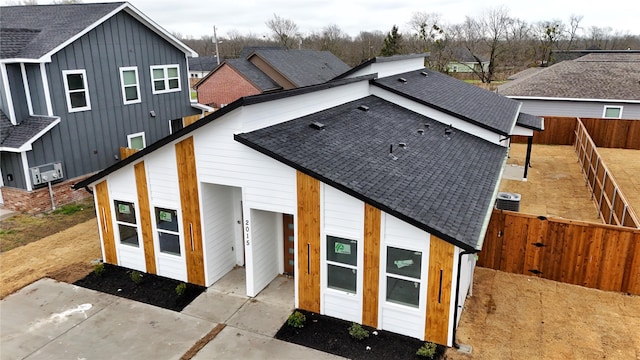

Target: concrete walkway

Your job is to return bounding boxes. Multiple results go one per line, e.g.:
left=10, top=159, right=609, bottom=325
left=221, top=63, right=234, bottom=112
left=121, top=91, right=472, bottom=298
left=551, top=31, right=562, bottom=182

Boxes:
left=0, top=269, right=343, bottom=359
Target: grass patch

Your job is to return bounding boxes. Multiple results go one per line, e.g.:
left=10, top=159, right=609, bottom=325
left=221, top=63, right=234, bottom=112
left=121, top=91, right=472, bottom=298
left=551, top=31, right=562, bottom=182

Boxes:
left=52, top=203, right=85, bottom=215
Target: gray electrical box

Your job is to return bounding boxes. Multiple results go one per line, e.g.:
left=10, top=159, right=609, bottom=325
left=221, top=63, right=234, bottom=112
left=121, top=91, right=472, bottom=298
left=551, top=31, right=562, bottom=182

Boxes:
left=30, top=162, right=64, bottom=185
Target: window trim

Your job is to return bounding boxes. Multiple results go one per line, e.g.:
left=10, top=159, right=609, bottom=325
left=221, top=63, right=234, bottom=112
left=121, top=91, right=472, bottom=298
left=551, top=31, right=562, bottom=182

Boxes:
left=325, top=235, right=359, bottom=294
left=62, top=69, right=91, bottom=112
left=127, top=132, right=146, bottom=150
left=154, top=207, right=181, bottom=256
left=119, top=66, right=141, bottom=105
left=150, top=64, right=181, bottom=94
left=113, top=200, right=139, bottom=248
left=384, top=245, right=423, bottom=308
left=602, top=105, right=623, bottom=119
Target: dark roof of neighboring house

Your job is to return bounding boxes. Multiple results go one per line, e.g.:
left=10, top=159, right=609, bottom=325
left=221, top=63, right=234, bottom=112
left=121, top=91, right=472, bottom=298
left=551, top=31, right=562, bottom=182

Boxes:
left=498, top=53, right=640, bottom=100
left=235, top=96, right=507, bottom=250
left=373, top=69, right=520, bottom=135
left=333, top=53, right=428, bottom=80
left=0, top=112, right=59, bottom=149
left=226, top=58, right=281, bottom=92
left=248, top=49, right=351, bottom=87
left=188, top=56, right=220, bottom=72
left=551, top=49, right=640, bottom=63
left=450, top=47, right=489, bottom=63
left=506, top=67, right=543, bottom=81
left=516, top=113, right=544, bottom=131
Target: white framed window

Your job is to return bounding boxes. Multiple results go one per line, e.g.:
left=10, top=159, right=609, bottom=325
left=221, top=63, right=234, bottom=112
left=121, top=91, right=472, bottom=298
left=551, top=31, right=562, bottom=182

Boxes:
left=127, top=132, right=145, bottom=150
left=155, top=207, right=181, bottom=256
left=385, top=246, right=423, bottom=308
left=62, top=69, right=91, bottom=112
left=603, top=106, right=623, bottom=119
left=150, top=64, right=181, bottom=94
left=119, top=66, right=141, bottom=104
left=169, top=118, right=184, bottom=134
left=114, top=200, right=139, bottom=247
left=326, top=235, right=358, bottom=293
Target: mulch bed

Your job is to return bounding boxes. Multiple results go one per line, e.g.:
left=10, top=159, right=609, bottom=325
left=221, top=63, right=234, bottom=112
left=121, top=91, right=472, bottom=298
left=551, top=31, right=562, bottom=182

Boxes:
left=275, top=309, right=446, bottom=360
left=73, top=263, right=205, bottom=312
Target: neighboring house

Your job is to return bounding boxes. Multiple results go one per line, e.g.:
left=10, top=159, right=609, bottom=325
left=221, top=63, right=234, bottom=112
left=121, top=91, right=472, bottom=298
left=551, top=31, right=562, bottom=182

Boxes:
left=73, top=59, right=542, bottom=347
left=193, top=47, right=350, bottom=108
left=0, top=2, right=212, bottom=212
left=188, top=55, right=219, bottom=88
left=446, top=48, right=489, bottom=74
left=498, top=53, right=640, bottom=119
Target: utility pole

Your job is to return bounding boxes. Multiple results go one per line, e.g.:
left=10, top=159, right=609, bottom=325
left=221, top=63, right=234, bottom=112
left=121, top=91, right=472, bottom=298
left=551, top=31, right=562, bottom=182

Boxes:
left=213, top=25, right=220, bottom=65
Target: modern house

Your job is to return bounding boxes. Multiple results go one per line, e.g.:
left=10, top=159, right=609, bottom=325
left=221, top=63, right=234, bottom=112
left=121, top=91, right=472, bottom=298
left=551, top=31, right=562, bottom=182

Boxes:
left=0, top=2, right=212, bottom=212
left=193, top=47, right=350, bottom=108
left=73, top=59, right=542, bottom=347
left=498, top=52, right=640, bottom=119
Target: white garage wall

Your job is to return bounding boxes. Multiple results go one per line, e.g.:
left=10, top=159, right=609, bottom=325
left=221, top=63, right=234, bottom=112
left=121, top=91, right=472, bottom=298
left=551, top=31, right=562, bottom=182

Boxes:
left=249, top=209, right=280, bottom=296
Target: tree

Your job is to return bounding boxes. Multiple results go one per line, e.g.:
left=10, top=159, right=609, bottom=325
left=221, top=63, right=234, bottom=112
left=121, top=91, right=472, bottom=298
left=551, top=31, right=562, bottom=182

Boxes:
left=265, top=14, right=299, bottom=49
left=566, top=15, right=583, bottom=50
left=408, top=11, right=444, bottom=52
left=380, top=25, right=403, bottom=56
left=534, top=20, right=565, bottom=66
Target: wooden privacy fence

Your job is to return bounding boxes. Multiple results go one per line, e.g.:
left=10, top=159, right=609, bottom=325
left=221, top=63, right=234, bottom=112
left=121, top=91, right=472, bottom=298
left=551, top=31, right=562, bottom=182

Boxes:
left=478, top=210, right=640, bottom=295
left=574, top=118, right=640, bottom=228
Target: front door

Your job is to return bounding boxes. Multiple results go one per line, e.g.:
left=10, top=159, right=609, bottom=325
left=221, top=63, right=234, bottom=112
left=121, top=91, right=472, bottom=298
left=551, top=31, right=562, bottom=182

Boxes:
left=283, top=214, right=295, bottom=276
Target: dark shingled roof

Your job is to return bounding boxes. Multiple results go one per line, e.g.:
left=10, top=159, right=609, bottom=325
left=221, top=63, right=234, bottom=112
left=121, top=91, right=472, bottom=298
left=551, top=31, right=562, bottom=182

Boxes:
left=226, top=58, right=281, bottom=92
left=0, top=3, right=125, bottom=59
left=188, top=56, right=220, bottom=72
left=516, top=113, right=544, bottom=131
left=1, top=112, right=59, bottom=149
left=498, top=53, right=640, bottom=100
left=235, top=96, right=507, bottom=250
left=373, top=69, right=520, bottom=135
left=0, top=28, right=41, bottom=58
left=450, top=47, right=488, bottom=63
left=249, top=49, right=351, bottom=87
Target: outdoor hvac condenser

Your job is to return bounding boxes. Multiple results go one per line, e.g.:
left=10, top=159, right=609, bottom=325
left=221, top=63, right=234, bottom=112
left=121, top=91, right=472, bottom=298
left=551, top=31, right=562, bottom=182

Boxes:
left=496, top=192, right=521, bottom=212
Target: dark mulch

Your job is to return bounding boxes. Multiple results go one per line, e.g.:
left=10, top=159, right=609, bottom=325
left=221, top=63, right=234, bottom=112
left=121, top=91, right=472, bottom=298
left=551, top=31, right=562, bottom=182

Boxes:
left=73, top=263, right=205, bottom=312
left=275, top=309, right=446, bottom=360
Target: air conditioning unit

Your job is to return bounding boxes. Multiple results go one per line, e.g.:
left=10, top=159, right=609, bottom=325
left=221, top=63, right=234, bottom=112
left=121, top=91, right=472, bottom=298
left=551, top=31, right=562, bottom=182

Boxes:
left=496, top=192, right=521, bottom=212
left=30, top=162, right=64, bottom=185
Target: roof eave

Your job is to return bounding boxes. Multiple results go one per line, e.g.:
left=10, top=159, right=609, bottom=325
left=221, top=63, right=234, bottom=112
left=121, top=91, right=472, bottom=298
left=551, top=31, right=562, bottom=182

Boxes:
left=0, top=116, right=60, bottom=152
left=505, top=95, right=640, bottom=104
left=474, top=151, right=509, bottom=251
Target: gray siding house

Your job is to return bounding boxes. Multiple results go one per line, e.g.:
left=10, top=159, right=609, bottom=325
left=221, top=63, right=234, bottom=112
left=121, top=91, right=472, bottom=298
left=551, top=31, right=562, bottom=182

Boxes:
left=0, top=2, right=211, bottom=211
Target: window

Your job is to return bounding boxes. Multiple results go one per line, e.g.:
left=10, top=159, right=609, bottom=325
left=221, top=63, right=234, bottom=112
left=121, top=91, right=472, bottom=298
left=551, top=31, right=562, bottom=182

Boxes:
left=326, top=235, right=358, bottom=293
left=119, top=67, right=141, bottom=104
left=603, top=106, right=623, bottom=119
left=127, top=132, right=145, bottom=150
left=386, top=247, right=422, bottom=307
left=155, top=207, right=180, bottom=255
left=62, top=69, right=91, bottom=112
left=169, top=118, right=184, bottom=134
left=150, top=64, right=181, bottom=94
left=114, top=200, right=138, bottom=247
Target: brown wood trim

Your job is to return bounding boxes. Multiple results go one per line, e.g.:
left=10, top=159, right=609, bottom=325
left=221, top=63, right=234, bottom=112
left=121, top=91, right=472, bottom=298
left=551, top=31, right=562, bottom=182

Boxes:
left=95, top=181, right=117, bottom=264
left=176, top=137, right=205, bottom=286
left=135, top=161, right=156, bottom=274
left=425, top=235, right=454, bottom=345
left=296, top=171, right=321, bottom=312
left=362, top=204, right=381, bottom=328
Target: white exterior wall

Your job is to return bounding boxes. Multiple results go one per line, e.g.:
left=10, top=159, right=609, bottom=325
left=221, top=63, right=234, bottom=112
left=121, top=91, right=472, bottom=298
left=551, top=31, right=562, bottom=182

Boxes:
left=344, top=57, right=426, bottom=79
left=511, top=125, right=534, bottom=137
left=511, top=98, right=640, bottom=120
left=248, top=209, right=280, bottom=296
left=455, top=247, right=476, bottom=326
left=321, top=184, right=365, bottom=323
left=379, top=212, right=430, bottom=339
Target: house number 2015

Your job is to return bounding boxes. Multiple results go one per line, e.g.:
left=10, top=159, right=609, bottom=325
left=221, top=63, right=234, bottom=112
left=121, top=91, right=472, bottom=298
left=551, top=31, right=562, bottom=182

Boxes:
left=245, top=220, right=250, bottom=246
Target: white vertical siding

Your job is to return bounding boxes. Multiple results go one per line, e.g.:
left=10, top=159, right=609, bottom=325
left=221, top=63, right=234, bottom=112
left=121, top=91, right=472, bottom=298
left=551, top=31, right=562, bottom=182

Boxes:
left=514, top=98, right=640, bottom=120
left=146, top=146, right=180, bottom=207
left=455, top=248, right=476, bottom=326
left=201, top=183, right=237, bottom=286
left=249, top=209, right=279, bottom=296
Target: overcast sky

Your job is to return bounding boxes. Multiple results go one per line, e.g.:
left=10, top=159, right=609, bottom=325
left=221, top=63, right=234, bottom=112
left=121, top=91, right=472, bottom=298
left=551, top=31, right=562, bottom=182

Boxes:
left=3, top=0, right=639, bottom=39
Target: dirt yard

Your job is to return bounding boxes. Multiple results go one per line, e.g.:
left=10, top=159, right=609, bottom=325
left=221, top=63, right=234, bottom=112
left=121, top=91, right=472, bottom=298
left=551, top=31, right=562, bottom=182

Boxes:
left=598, top=148, right=640, bottom=218
left=446, top=267, right=640, bottom=359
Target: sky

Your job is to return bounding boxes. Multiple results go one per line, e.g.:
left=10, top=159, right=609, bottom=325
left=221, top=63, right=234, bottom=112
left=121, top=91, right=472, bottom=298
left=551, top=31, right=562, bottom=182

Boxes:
left=2, top=0, right=639, bottom=39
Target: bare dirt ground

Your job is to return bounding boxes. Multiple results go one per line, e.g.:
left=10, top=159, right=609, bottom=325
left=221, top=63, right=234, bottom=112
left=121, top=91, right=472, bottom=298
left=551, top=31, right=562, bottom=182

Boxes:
left=500, top=144, right=602, bottom=222
left=446, top=268, right=640, bottom=360
left=598, top=148, right=640, bottom=218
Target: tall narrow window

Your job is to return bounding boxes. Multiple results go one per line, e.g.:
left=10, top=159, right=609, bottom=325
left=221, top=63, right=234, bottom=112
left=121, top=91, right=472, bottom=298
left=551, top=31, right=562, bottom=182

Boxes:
left=155, top=207, right=180, bottom=255
left=62, top=69, right=91, bottom=112
left=150, top=64, right=181, bottom=94
left=114, top=200, right=138, bottom=247
left=326, top=235, right=358, bottom=293
left=603, top=106, right=623, bottom=119
left=127, top=132, right=145, bottom=150
left=120, top=67, right=141, bottom=104
left=386, top=247, right=422, bottom=307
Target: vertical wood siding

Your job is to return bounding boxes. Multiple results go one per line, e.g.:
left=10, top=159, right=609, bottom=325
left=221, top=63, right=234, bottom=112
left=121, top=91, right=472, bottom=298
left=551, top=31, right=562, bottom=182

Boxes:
left=95, top=180, right=117, bottom=263
left=362, top=204, right=381, bottom=328
left=296, top=171, right=321, bottom=312
left=134, top=161, right=156, bottom=274
left=425, top=236, right=454, bottom=345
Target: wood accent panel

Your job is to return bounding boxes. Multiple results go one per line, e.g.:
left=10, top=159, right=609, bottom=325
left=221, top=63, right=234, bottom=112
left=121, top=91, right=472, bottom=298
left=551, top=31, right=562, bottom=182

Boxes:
left=425, top=236, right=454, bottom=345
left=119, top=146, right=139, bottom=160
left=183, top=114, right=202, bottom=126
left=478, top=209, right=640, bottom=295
left=95, top=181, right=117, bottom=264
left=362, top=204, right=381, bottom=328
left=176, top=137, right=205, bottom=286
left=296, top=171, right=321, bottom=313
left=134, top=161, right=156, bottom=274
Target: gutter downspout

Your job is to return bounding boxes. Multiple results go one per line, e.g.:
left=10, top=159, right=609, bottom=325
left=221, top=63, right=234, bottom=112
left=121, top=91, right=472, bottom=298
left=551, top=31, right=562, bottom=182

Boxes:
left=452, top=249, right=478, bottom=349
left=83, top=185, right=94, bottom=195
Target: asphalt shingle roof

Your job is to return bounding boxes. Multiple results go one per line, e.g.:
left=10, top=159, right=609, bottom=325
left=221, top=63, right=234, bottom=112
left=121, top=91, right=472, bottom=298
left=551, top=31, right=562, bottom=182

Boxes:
left=498, top=53, right=640, bottom=100
left=516, top=113, right=544, bottom=131
left=188, top=56, right=220, bottom=72
left=226, top=58, right=281, bottom=92
left=1, top=112, right=59, bottom=149
left=235, top=96, right=508, bottom=250
left=373, top=69, right=520, bottom=135
left=0, top=3, right=125, bottom=59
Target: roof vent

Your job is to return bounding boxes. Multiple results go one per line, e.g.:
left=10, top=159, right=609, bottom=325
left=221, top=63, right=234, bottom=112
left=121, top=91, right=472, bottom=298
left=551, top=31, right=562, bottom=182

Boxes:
left=358, top=105, right=369, bottom=112
left=420, top=71, right=428, bottom=77
left=310, top=122, right=325, bottom=130
left=424, top=123, right=430, bottom=129
left=444, top=128, right=452, bottom=136
left=398, top=77, right=407, bottom=83
left=398, top=142, right=407, bottom=148
left=417, top=129, right=424, bottom=135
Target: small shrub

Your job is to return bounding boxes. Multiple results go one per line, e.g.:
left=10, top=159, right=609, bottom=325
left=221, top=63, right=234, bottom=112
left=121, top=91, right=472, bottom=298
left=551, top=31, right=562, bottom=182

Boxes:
left=348, top=323, right=369, bottom=341
left=175, top=282, right=187, bottom=296
left=93, top=263, right=105, bottom=277
left=130, top=270, right=143, bottom=284
left=416, top=342, right=437, bottom=358
left=287, top=311, right=306, bottom=328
